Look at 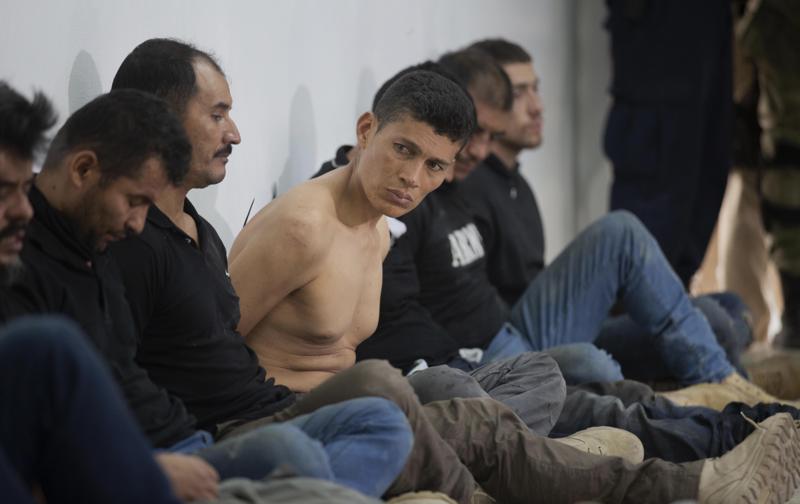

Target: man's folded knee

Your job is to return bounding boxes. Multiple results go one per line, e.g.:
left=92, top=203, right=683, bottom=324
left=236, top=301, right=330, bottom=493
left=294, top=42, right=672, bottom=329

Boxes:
left=346, top=360, right=415, bottom=402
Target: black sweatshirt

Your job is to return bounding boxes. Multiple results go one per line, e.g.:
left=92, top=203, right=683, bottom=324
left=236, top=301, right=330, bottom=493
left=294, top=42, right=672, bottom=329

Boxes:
left=459, top=154, right=545, bottom=306
left=8, top=186, right=197, bottom=448
left=361, top=181, right=510, bottom=369
left=110, top=202, right=295, bottom=432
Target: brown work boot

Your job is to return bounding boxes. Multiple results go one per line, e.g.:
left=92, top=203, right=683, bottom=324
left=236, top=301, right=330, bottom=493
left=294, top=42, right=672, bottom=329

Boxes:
left=745, top=349, right=800, bottom=400
left=698, top=413, right=800, bottom=503
left=553, top=426, right=644, bottom=464
left=660, top=372, right=800, bottom=411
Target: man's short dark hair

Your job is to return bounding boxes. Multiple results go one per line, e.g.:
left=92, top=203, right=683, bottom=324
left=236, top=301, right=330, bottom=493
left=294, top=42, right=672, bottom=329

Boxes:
left=111, top=38, right=224, bottom=117
left=373, top=70, right=475, bottom=147
left=469, top=38, right=532, bottom=65
left=0, top=81, right=57, bottom=160
left=438, top=47, right=513, bottom=111
left=43, top=89, right=191, bottom=185
left=372, top=61, right=461, bottom=111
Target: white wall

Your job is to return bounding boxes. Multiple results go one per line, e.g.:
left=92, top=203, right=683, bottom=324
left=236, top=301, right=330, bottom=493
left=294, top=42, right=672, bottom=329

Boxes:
left=1, top=0, right=585, bottom=256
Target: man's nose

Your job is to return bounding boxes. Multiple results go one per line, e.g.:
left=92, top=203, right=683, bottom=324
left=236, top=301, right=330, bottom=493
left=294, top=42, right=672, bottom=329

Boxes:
left=225, top=117, right=241, bottom=145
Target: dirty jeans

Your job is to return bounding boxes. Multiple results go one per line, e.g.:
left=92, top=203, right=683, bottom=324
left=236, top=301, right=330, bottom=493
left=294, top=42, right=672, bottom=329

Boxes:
left=218, top=360, right=700, bottom=504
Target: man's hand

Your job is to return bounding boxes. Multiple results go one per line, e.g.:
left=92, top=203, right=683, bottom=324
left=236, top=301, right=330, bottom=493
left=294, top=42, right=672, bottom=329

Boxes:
left=155, top=452, right=219, bottom=502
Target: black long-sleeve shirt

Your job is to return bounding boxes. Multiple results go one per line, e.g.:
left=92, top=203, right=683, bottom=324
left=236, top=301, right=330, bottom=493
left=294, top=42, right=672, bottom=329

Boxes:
left=459, top=154, right=546, bottom=306
left=110, top=202, right=295, bottom=432
left=7, top=186, right=197, bottom=448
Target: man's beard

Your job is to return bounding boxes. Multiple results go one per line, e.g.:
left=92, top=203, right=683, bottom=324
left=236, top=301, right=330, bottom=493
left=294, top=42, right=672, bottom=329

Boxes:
left=0, top=256, right=25, bottom=287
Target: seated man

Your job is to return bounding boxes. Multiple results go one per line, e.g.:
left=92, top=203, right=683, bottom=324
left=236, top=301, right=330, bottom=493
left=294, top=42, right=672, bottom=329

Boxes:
left=229, top=62, right=800, bottom=502
left=313, top=50, right=800, bottom=465
left=1, top=84, right=412, bottom=500
left=459, top=38, right=751, bottom=385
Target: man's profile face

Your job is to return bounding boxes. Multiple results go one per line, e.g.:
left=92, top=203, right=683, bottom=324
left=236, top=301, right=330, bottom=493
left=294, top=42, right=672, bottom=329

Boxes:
left=357, top=114, right=461, bottom=218
left=181, top=59, right=241, bottom=189
left=0, top=148, right=34, bottom=267
left=497, top=62, right=543, bottom=151
left=453, top=98, right=508, bottom=181
left=75, top=157, right=168, bottom=251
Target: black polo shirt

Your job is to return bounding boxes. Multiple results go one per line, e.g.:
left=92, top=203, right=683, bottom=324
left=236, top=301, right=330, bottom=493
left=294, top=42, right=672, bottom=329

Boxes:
left=11, top=186, right=196, bottom=448
left=110, top=201, right=295, bottom=432
left=460, top=154, right=546, bottom=306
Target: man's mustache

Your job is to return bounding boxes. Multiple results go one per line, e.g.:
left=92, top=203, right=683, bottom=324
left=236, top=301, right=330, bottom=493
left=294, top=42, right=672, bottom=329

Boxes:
left=214, top=145, right=233, bottom=158
left=0, top=222, right=27, bottom=241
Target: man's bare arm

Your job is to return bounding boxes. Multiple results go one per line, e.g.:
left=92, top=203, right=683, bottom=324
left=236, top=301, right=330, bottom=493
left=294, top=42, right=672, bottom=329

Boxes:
left=229, top=205, right=333, bottom=337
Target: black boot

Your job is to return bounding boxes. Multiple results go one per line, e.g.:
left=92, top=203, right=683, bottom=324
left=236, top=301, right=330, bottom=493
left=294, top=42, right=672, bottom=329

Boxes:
left=777, top=271, right=800, bottom=348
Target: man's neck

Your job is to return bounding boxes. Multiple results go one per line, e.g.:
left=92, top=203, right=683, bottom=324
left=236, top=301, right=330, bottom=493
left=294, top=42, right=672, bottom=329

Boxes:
left=336, top=163, right=383, bottom=228
left=491, top=142, right=521, bottom=170
left=34, top=171, right=68, bottom=212
left=155, top=184, right=196, bottom=238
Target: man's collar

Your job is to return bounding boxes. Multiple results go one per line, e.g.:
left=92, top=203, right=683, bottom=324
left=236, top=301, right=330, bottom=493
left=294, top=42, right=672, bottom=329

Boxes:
left=28, top=185, right=95, bottom=262
left=483, top=153, right=520, bottom=178
left=147, top=199, right=200, bottom=230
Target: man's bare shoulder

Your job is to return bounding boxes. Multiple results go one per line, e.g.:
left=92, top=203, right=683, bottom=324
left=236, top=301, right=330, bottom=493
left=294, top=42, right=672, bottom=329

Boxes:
left=231, top=180, right=338, bottom=262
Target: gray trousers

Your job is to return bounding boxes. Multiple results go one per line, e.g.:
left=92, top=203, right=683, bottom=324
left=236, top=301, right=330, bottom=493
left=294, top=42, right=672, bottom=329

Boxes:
left=406, top=352, right=566, bottom=436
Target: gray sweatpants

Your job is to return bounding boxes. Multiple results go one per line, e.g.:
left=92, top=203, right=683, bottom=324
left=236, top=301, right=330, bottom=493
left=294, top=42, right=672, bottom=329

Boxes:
left=406, top=352, right=566, bottom=436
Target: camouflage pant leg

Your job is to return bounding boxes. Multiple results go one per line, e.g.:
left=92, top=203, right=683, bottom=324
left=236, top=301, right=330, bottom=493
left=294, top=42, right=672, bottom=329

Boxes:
left=762, top=166, right=800, bottom=276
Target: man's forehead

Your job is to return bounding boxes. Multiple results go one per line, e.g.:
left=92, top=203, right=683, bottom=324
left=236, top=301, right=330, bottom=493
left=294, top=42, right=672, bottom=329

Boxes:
left=384, top=117, right=460, bottom=159
left=191, top=60, right=233, bottom=109
left=0, top=148, right=34, bottom=181
left=473, top=100, right=508, bottom=132
left=503, top=61, right=537, bottom=85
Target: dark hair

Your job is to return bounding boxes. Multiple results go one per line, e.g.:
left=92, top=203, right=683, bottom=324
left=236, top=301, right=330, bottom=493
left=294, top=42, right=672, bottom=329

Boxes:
left=373, top=70, right=475, bottom=146
left=111, top=38, right=224, bottom=117
left=0, top=81, right=57, bottom=160
left=438, top=47, right=513, bottom=111
left=43, top=89, right=191, bottom=185
left=469, top=38, right=532, bottom=65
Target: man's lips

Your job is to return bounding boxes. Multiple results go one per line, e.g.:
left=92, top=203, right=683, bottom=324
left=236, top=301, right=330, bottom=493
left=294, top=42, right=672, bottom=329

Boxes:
left=0, top=231, right=25, bottom=252
left=386, top=188, right=414, bottom=208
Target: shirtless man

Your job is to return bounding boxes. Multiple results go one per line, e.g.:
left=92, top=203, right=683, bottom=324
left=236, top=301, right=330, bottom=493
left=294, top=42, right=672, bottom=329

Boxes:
left=230, top=70, right=467, bottom=392
left=229, top=66, right=800, bottom=503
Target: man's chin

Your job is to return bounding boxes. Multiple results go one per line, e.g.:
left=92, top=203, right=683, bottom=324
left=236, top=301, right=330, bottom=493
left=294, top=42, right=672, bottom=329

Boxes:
left=0, top=256, right=25, bottom=286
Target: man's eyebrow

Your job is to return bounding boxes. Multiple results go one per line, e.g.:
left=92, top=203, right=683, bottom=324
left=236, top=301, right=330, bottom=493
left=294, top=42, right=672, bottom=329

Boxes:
left=430, top=156, right=454, bottom=167
left=212, top=102, right=231, bottom=111
left=397, top=136, right=422, bottom=155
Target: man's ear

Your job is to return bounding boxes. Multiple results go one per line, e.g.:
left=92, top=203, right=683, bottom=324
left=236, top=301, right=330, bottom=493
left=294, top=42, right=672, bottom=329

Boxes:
left=356, top=112, right=376, bottom=149
left=65, top=150, right=101, bottom=189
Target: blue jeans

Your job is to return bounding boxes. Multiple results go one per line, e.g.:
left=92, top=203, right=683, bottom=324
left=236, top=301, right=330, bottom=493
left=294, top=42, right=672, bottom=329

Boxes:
left=0, top=316, right=180, bottom=504
left=168, top=401, right=412, bottom=498
left=595, top=292, right=753, bottom=382
left=484, top=211, right=734, bottom=385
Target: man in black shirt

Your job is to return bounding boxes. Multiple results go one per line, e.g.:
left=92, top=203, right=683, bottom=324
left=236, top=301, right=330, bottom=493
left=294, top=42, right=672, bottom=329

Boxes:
left=109, top=39, right=488, bottom=501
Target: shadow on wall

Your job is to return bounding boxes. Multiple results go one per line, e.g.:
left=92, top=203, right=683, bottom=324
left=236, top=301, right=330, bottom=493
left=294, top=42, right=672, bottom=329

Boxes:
left=355, top=66, right=377, bottom=118
left=277, top=85, right=317, bottom=196
left=68, top=50, right=103, bottom=114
